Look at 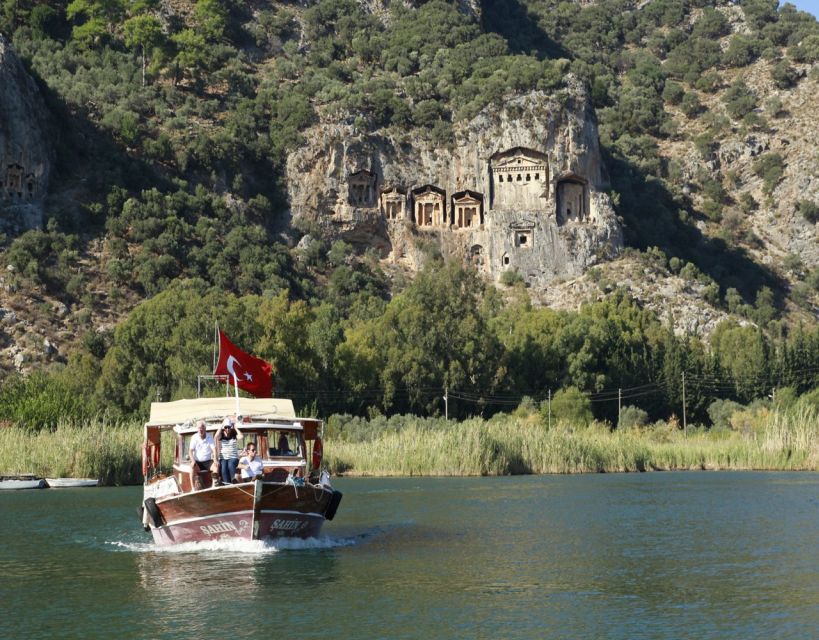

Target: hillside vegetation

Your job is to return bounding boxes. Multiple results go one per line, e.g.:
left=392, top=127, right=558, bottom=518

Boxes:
left=0, top=0, right=818, bottom=430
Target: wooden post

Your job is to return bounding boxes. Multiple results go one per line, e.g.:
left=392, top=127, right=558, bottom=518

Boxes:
left=682, top=372, right=687, bottom=437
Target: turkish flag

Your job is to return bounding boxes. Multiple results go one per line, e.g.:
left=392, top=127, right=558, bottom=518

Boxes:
left=213, top=330, right=274, bottom=398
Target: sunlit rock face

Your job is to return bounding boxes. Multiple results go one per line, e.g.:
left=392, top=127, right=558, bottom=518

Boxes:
left=0, top=35, right=54, bottom=231
left=286, top=78, right=623, bottom=290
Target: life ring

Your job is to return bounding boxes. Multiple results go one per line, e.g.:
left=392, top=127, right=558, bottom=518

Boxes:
left=312, top=437, right=323, bottom=469
left=141, top=443, right=149, bottom=477
left=142, top=442, right=160, bottom=477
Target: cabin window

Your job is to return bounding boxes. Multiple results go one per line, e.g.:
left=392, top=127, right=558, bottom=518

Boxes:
left=269, top=430, right=299, bottom=457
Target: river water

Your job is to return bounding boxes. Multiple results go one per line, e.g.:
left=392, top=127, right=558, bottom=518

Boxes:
left=1, top=472, right=817, bottom=639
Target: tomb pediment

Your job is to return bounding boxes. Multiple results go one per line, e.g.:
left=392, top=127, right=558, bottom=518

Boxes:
left=349, top=169, right=375, bottom=180
left=412, top=184, right=445, bottom=198
left=491, top=147, right=548, bottom=171
left=452, top=190, right=482, bottom=206
left=555, top=171, right=587, bottom=185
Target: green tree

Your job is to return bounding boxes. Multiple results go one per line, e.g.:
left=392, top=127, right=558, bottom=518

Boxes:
left=123, top=14, right=163, bottom=86
left=544, top=386, right=593, bottom=427
left=97, top=281, right=262, bottom=416
left=341, top=261, right=503, bottom=416
left=710, top=321, right=769, bottom=402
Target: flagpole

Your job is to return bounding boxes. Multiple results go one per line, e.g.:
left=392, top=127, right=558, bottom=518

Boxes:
left=213, top=321, right=218, bottom=372
left=233, top=373, right=241, bottom=416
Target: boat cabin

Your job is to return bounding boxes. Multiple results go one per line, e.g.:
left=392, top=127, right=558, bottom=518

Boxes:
left=142, top=397, right=323, bottom=498
left=174, top=420, right=314, bottom=490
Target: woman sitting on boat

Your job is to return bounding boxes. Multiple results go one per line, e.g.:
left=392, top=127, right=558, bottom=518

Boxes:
left=215, top=417, right=243, bottom=485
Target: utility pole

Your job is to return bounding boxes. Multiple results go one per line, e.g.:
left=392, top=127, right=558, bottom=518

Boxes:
left=618, top=388, right=622, bottom=427
left=443, top=387, right=448, bottom=421
left=682, top=372, right=687, bottom=437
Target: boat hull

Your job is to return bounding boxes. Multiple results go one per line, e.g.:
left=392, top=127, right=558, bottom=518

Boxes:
left=0, top=477, right=46, bottom=490
left=149, top=509, right=326, bottom=545
left=146, top=480, right=334, bottom=546
left=46, top=478, right=99, bottom=488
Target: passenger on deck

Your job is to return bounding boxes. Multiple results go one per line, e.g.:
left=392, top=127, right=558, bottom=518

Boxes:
left=215, top=417, right=243, bottom=485
left=277, top=432, right=292, bottom=455
left=238, top=444, right=263, bottom=481
left=189, top=420, right=216, bottom=490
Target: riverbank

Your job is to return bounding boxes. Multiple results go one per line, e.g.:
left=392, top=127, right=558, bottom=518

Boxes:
left=1, top=406, right=816, bottom=484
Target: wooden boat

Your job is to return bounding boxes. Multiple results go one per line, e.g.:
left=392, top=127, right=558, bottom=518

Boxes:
left=0, top=474, right=47, bottom=490
left=46, top=478, right=100, bottom=488
left=139, top=397, right=341, bottom=546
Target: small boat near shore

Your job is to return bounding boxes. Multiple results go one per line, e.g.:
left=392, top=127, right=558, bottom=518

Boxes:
left=0, top=474, right=47, bottom=490
left=46, top=478, right=100, bottom=488
left=139, top=397, right=342, bottom=546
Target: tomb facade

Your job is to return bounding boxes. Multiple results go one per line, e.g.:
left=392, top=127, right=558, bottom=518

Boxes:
left=348, top=169, right=377, bottom=207
left=556, top=173, right=588, bottom=224
left=411, top=185, right=446, bottom=227
left=469, top=244, right=486, bottom=271
left=451, top=190, right=483, bottom=229
left=490, top=147, right=549, bottom=211
left=380, top=187, right=406, bottom=221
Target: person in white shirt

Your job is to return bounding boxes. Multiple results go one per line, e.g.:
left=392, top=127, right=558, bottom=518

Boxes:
left=238, top=443, right=263, bottom=481
left=188, top=420, right=216, bottom=490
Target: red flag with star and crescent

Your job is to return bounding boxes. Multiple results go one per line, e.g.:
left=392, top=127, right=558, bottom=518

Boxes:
left=213, top=330, right=274, bottom=398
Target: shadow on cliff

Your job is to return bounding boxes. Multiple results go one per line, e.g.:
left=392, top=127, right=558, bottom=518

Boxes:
left=27, top=70, right=287, bottom=238
left=604, top=149, right=787, bottom=310
left=481, top=0, right=568, bottom=59
left=30, top=76, right=173, bottom=233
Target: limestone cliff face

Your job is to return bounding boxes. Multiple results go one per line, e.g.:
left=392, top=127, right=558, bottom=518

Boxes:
left=0, top=35, right=53, bottom=231
left=286, top=80, right=623, bottom=289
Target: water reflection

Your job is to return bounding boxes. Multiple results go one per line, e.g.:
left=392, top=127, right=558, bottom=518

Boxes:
left=132, top=537, right=346, bottom=634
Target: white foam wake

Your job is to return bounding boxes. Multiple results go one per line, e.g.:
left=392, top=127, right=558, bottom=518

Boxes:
left=107, top=534, right=359, bottom=554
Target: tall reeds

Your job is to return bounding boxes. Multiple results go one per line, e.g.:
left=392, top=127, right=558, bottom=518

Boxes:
left=1, top=406, right=816, bottom=483
left=0, top=419, right=144, bottom=484
left=324, top=406, right=819, bottom=476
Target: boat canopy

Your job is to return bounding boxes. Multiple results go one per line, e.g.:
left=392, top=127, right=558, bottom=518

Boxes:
left=146, top=397, right=296, bottom=427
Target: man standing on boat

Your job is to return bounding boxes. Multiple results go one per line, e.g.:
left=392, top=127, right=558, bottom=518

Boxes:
left=189, top=420, right=216, bottom=490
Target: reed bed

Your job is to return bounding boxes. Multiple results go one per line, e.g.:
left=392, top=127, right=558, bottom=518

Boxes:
left=324, top=407, right=819, bottom=476
left=0, top=419, right=144, bottom=485
left=1, top=407, right=816, bottom=484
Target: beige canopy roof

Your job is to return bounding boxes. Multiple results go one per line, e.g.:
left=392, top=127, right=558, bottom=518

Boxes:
left=147, top=397, right=296, bottom=427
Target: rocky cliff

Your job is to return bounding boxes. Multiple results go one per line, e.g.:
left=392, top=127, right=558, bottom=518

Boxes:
left=286, top=79, right=623, bottom=289
left=0, top=35, right=53, bottom=232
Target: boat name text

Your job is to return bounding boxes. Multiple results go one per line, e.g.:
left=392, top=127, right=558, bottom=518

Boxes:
left=200, top=521, right=238, bottom=536
left=271, top=519, right=308, bottom=532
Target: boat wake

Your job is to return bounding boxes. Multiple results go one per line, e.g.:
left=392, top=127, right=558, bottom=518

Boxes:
left=108, top=533, right=362, bottom=555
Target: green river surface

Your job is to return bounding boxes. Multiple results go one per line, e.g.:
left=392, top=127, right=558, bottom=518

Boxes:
left=1, top=472, right=817, bottom=639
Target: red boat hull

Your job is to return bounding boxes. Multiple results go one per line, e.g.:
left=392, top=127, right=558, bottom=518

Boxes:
left=146, top=480, right=335, bottom=546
